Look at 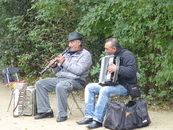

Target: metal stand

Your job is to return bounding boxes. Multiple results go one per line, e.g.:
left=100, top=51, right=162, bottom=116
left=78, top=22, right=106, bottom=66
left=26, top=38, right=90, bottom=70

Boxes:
left=67, top=91, right=84, bottom=117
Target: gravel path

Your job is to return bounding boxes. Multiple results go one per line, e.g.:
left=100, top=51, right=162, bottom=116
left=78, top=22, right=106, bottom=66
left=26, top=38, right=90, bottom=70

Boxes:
left=0, top=80, right=173, bottom=130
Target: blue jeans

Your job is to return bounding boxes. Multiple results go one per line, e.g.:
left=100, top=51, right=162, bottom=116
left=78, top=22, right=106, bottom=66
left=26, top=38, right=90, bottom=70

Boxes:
left=84, top=83, right=127, bottom=123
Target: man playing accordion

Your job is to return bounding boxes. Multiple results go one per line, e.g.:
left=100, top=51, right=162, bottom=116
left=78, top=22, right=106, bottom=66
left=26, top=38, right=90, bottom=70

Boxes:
left=77, top=38, right=137, bottom=129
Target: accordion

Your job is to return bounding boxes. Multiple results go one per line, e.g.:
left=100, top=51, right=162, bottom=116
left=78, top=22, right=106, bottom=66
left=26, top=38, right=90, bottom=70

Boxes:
left=13, top=84, right=37, bottom=117
left=99, top=55, right=120, bottom=86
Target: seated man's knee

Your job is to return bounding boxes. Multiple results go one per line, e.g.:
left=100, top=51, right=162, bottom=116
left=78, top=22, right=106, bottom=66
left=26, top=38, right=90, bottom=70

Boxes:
left=85, top=83, right=98, bottom=90
left=35, top=79, right=49, bottom=90
left=56, top=83, right=72, bottom=93
left=56, top=84, right=62, bottom=91
left=35, top=80, right=42, bottom=88
left=100, top=88, right=108, bottom=96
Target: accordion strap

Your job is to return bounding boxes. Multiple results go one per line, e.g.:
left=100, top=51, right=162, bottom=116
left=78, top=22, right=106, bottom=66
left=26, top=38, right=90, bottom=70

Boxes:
left=13, top=87, right=27, bottom=117
left=112, top=56, right=120, bottom=83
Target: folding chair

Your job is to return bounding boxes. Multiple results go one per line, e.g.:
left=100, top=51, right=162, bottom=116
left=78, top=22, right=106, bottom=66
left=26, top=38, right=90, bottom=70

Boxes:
left=2, top=67, right=19, bottom=85
left=2, top=67, right=20, bottom=112
left=67, top=90, right=84, bottom=117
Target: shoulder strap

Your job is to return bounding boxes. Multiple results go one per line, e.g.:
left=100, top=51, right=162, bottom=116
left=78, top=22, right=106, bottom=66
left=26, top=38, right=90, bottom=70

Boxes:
left=112, top=56, right=120, bottom=83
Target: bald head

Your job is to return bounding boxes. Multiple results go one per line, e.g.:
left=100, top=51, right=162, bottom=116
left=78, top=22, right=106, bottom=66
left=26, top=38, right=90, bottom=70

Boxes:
left=106, top=38, right=120, bottom=49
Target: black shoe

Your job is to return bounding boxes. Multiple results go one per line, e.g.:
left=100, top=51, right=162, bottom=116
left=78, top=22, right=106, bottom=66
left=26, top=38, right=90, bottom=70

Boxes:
left=34, top=110, right=54, bottom=119
left=56, top=116, right=67, bottom=122
left=76, top=118, right=93, bottom=125
left=87, top=121, right=102, bottom=129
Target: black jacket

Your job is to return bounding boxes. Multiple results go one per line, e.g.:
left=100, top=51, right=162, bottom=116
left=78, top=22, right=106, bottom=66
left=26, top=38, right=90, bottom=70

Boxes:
left=115, top=47, right=137, bottom=89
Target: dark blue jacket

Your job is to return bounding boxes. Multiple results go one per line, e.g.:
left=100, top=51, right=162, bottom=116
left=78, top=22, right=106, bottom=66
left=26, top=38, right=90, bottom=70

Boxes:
left=115, top=47, right=137, bottom=89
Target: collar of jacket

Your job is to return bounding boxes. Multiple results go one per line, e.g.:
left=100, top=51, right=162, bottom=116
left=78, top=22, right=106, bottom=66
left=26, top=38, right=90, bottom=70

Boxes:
left=68, top=46, right=84, bottom=55
left=114, top=47, right=127, bottom=57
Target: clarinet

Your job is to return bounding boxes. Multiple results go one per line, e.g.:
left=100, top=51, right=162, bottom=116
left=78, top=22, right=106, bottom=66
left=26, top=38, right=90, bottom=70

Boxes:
left=39, top=47, right=70, bottom=76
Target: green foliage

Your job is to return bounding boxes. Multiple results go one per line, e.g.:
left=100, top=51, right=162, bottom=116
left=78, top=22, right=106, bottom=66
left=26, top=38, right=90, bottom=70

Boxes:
left=77, top=0, right=173, bottom=105
left=0, top=0, right=84, bottom=84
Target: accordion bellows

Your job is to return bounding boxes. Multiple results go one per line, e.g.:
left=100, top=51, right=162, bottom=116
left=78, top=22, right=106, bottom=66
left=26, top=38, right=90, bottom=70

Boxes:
left=99, top=55, right=120, bottom=86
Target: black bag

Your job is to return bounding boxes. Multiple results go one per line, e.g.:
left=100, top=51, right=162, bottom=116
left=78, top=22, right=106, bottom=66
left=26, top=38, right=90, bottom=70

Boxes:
left=104, top=101, right=127, bottom=130
left=104, top=100, right=151, bottom=130
left=128, top=84, right=141, bottom=98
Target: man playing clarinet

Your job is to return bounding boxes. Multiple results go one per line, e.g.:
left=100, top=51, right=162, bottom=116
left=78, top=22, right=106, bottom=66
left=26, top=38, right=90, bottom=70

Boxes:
left=34, top=32, right=92, bottom=122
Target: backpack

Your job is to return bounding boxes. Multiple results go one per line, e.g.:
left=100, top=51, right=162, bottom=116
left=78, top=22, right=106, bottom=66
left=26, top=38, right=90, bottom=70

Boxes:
left=104, top=100, right=151, bottom=130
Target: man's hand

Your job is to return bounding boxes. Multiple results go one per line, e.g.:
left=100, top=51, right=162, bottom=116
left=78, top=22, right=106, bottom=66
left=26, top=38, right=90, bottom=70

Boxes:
left=108, top=63, right=116, bottom=73
left=50, top=59, right=57, bottom=68
left=55, top=55, right=65, bottom=64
